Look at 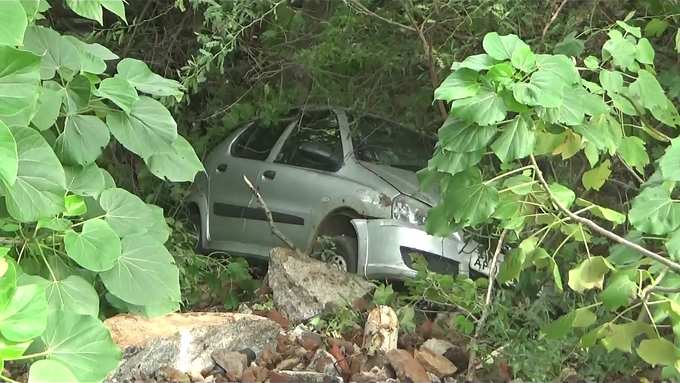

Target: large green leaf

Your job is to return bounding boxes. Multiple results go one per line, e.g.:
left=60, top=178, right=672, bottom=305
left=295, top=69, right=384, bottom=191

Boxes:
left=63, top=36, right=118, bottom=75
left=661, top=138, right=680, bottom=181
left=601, top=321, right=654, bottom=352
left=28, top=359, right=77, bottom=383
left=510, top=45, right=536, bottom=73
left=64, top=219, right=121, bottom=272
left=45, top=275, right=99, bottom=317
left=97, top=77, right=138, bottom=114
left=116, top=58, right=183, bottom=100
left=548, top=183, right=575, bottom=209
left=490, top=115, right=534, bottom=162
left=441, top=168, right=499, bottom=227
left=629, top=70, right=669, bottom=111
left=438, top=118, right=496, bottom=153
left=63, top=75, right=91, bottom=115
left=56, top=115, right=110, bottom=166
left=0, top=121, right=17, bottom=188
left=618, top=136, right=649, bottom=172
left=99, top=187, right=154, bottom=237
left=568, top=256, right=612, bottom=293
left=497, top=248, right=526, bottom=283
left=450, top=86, right=507, bottom=126
left=143, top=205, right=170, bottom=244
left=535, top=54, right=580, bottom=84
left=100, top=234, right=181, bottom=306
left=602, top=30, right=636, bottom=69
left=22, top=26, right=80, bottom=80
left=636, top=37, right=655, bottom=65
left=428, top=148, right=482, bottom=176
left=1, top=126, right=65, bottom=222
left=0, top=46, right=40, bottom=122
left=434, top=69, right=479, bottom=101
left=0, top=283, right=47, bottom=342
left=101, top=0, right=127, bottom=22
left=145, top=136, right=203, bottom=182
left=574, top=114, right=621, bottom=155
left=106, top=96, right=177, bottom=158
left=599, top=70, right=623, bottom=94
left=31, top=85, right=62, bottom=131
left=0, top=0, right=28, bottom=46
left=0, top=256, right=16, bottom=312
left=601, top=270, right=636, bottom=311
left=512, top=70, right=564, bottom=108
left=38, top=311, right=120, bottom=382
left=582, top=159, right=611, bottom=191
left=451, top=54, right=497, bottom=71
left=637, top=338, right=679, bottom=366
left=629, top=184, right=680, bottom=235
left=482, top=32, right=529, bottom=61
left=64, top=164, right=105, bottom=197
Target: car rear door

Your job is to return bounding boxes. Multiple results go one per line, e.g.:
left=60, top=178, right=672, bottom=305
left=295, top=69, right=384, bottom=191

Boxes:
left=253, top=109, right=346, bottom=251
left=206, top=118, right=292, bottom=253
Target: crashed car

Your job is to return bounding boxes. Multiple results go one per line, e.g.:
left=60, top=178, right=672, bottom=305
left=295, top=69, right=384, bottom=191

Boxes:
left=187, top=106, right=492, bottom=279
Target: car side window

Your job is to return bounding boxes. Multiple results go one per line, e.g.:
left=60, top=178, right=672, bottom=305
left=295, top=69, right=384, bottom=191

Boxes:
left=275, top=110, right=343, bottom=172
left=230, top=119, right=290, bottom=161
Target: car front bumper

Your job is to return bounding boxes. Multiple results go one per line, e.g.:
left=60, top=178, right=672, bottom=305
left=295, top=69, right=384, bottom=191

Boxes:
left=351, top=219, right=490, bottom=280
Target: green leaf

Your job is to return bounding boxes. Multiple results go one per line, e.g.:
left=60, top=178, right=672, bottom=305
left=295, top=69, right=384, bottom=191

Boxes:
left=450, top=86, right=507, bottom=126
left=373, top=284, right=394, bottom=305
left=629, top=69, right=669, bottom=111
left=582, top=159, right=611, bottom=191
left=426, top=204, right=453, bottom=237
left=0, top=335, right=30, bottom=360
left=502, top=174, right=533, bottom=195
left=599, top=70, right=623, bottom=94
left=554, top=85, right=594, bottom=125
left=56, top=114, right=110, bottom=166
left=584, top=56, right=599, bottom=69
left=486, top=62, right=515, bottom=85
left=490, top=115, right=535, bottom=162
left=618, top=136, right=649, bottom=172
left=574, top=114, right=621, bottom=155
left=99, top=187, right=154, bottom=237
left=572, top=307, right=597, bottom=328
left=497, top=248, right=526, bottom=283
left=100, top=234, right=181, bottom=306
left=143, top=205, right=170, bottom=244
left=603, top=30, right=637, bottom=69
left=553, top=33, right=584, bottom=57
left=65, top=0, right=103, bottom=24
left=543, top=311, right=575, bottom=339
left=22, top=26, right=80, bottom=80
left=0, top=0, right=28, bottom=46
left=106, top=96, right=178, bottom=158
left=65, top=164, right=105, bottom=197
left=0, top=258, right=16, bottom=311
left=451, top=54, right=497, bottom=71
left=434, top=69, right=479, bottom=101
left=512, top=70, right=564, bottom=108
left=101, top=0, right=126, bottom=22
left=428, top=148, right=483, bottom=176
left=28, top=359, right=77, bottom=383
left=601, top=321, right=654, bottom=352
left=552, top=131, right=583, bottom=160
left=638, top=338, right=679, bottom=366
left=549, top=183, right=575, bottom=209
left=145, top=136, right=204, bottom=182
left=601, top=270, right=636, bottom=311
left=0, top=121, right=17, bottom=188
left=616, top=20, right=642, bottom=38
left=31, top=86, right=62, bottom=131
left=609, top=231, right=645, bottom=266
left=438, top=118, right=496, bottom=153
left=64, top=195, right=87, bottom=216
left=64, top=219, right=121, bottom=272
left=482, top=32, right=529, bottom=61
left=36, top=217, right=72, bottom=232
left=97, top=77, right=138, bottom=114
left=0, top=283, right=47, bottom=342
left=0, top=46, right=40, bottom=122
left=568, top=256, right=612, bottom=293
left=1, top=126, right=65, bottom=222
left=636, top=38, right=655, bottom=65
left=576, top=198, right=626, bottom=225
left=666, top=229, right=680, bottom=261
left=63, top=75, right=91, bottom=115
left=45, top=275, right=99, bottom=317
left=644, top=18, right=669, bottom=37
left=535, top=54, right=580, bottom=84
left=629, top=184, right=680, bottom=235
left=38, top=311, right=120, bottom=382
left=64, top=36, right=118, bottom=75
left=116, top=58, right=183, bottom=100
left=441, top=167, right=499, bottom=227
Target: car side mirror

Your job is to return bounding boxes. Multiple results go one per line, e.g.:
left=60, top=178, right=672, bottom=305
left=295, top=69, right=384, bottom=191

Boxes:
left=298, top=142, right=341, bottom=170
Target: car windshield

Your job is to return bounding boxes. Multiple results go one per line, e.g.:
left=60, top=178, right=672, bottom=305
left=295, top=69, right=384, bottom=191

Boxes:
left=348, top=114, right=436, bottom=172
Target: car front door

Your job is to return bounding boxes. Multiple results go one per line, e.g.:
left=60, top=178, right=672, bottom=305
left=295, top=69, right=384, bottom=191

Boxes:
left=206, top=118, right=292, bottom=254
left=254, top=109, right=345, bottom=251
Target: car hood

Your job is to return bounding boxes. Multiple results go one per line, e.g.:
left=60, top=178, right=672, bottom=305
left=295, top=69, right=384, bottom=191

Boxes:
left=358, top=162, right=439, bottom=206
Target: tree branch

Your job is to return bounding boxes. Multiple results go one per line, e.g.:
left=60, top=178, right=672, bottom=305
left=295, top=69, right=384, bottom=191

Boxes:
left=243, top=175, right=306, bottom=258
left=530, top=154, right=680, bottom=274
left=466, top=229, right=507, bottom=382
left=542, top=0, right=569, bottom=40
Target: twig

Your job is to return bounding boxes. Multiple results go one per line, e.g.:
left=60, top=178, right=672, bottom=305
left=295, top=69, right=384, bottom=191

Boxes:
left=542, top=0, right=569, bottom=40
left=466, top=229, right=507, bottom=382
left=345, top=0, right=416, bottom=32
left=242, top=175, right=305, bottom=258
left=530, top=155, right=680, bottom=274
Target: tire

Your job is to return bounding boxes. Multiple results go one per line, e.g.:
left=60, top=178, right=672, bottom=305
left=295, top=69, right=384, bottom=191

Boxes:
left=315, top=234, right=358, bottom=273
left=187, top=205, right=208, bottom=254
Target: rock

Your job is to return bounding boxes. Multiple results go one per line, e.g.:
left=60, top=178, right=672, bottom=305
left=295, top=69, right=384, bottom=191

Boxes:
left=385, top=349, right=430, bottom=383
left=308, top=349, right=339, bottom=377
left=421, top=338, right=455, bottom=356
left=257, top=344, right=281, bottom=368
left=428, top=372, right=441, bottom=383
left=350, top=366, right=394, bottom=383
left=104, top=312, right=281, bottom=381
left=154, top=366, right=190, bottom=382
left=362, top=306, right=398, bottom=355
left=415, top=349, right=458, bottom=378
left=275, top=357, right=302, bottom=371
left=269, top=370, right=344, bottom=383
left=267, top=247, right=375, bottom=323
left=299, top=332, right=323, bottom=352
left=241, top=365, right=270, bottom=383
left=443, top=345, right=469, bottom=371
left=211, top=350, right=248, bottom=380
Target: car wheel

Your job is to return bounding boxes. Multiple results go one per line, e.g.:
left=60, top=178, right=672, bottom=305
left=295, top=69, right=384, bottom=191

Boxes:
left=187, top=205, right=208, bottom=254
left=314, top=235, right=358, bottom=273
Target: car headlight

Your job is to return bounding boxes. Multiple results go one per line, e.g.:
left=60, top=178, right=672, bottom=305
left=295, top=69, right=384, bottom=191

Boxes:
left=392, top=195, right=429, bottom=226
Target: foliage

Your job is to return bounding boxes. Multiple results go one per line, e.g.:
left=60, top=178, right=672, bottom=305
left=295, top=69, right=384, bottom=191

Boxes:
left=423, top=14, right=680, bottom=379
left=0, top=1, right=202, bottom=381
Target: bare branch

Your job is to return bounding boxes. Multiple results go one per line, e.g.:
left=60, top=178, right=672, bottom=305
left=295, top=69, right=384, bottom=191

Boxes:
left=466, top=229, right=507, bottom=382
left=542, top=0, right=569, bottom=40
left=530, top=154, right=680, bottom=274
left=243, top=175, right=306, bottom=258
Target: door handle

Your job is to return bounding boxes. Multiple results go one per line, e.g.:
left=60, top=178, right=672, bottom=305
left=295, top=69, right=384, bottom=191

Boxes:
left=216, top=164, right=228, bottom=173
left=263, top=170, right=276, bottom=180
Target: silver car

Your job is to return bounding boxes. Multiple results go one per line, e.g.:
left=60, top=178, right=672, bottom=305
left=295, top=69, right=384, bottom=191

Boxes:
left=187, top=106, right=491, bottom=279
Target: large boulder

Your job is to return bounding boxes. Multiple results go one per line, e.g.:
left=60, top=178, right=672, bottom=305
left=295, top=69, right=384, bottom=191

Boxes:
left=105, top=312, right=281, bottom=382
left=267, top=247, right=375, bottom=324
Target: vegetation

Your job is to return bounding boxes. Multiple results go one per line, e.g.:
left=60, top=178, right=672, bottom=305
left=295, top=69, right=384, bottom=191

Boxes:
left=1, top=0, right=680, bottom=382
